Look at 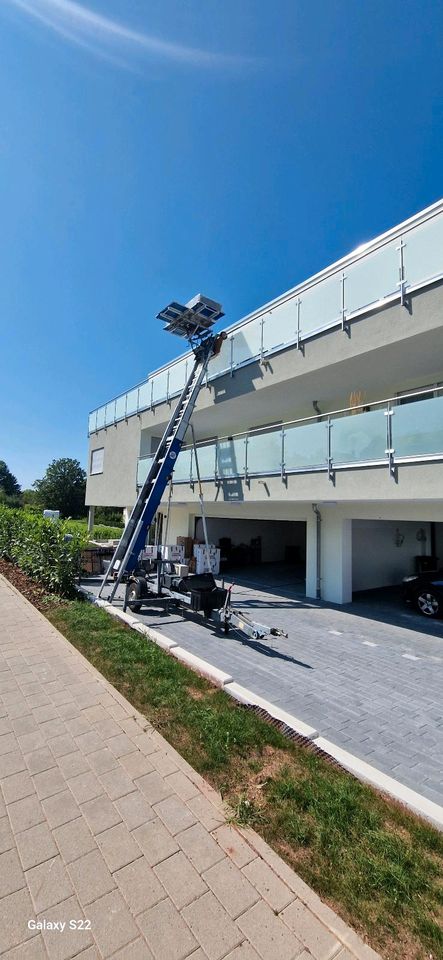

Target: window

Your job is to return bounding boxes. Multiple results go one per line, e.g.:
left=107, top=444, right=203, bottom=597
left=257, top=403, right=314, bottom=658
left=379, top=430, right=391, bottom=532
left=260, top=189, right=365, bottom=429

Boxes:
left=396, top=383, right=442, bottom=406
left=90, top=448, right=104, bottom=475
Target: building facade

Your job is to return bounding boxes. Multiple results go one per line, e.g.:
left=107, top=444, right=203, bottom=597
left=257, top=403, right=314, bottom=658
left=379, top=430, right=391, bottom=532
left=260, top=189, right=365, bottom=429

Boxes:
left=86, top=199, right=443, bottom=605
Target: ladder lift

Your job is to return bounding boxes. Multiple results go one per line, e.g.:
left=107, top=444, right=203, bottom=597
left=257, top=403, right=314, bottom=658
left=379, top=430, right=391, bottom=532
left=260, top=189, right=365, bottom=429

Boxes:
left=99, top=295, right=287, bottom=642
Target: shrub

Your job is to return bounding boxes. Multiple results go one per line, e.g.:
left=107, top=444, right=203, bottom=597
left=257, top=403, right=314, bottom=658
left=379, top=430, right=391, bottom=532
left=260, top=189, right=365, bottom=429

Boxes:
left=0, top=506, right=88, bottom=596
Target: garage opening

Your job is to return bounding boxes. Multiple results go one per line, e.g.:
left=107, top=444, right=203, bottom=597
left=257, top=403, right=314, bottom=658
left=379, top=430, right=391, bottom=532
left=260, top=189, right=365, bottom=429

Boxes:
left=194, top=516, right=306, bottom=592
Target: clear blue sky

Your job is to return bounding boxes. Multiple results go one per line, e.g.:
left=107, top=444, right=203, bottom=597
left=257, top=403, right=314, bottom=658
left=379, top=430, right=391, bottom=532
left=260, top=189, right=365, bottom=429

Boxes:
left=0, top=0, right=442, bottom=490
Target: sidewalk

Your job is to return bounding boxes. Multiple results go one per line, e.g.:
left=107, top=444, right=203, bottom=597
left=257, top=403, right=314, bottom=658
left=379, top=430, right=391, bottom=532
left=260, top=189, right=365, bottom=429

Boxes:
left=0, top=574, right=380, bottom=960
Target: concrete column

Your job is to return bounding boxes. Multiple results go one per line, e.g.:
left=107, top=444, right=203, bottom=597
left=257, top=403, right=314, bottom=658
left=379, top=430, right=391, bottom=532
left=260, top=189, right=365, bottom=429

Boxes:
left=87, top=506, right=95, bottom=534
left=321, top=512, right=352, bottom=604
left=305, top=514, right=319, bottom=600
left=164, top=505, right=191, bottom=545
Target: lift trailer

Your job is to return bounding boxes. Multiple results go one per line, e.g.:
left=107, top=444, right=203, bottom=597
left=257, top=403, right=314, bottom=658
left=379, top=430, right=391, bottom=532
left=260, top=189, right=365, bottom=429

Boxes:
left=99, top=294, right=287, bottom=642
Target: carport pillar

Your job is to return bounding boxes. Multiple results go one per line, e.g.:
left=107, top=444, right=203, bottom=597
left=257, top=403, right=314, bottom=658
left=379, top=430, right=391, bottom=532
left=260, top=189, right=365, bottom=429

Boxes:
left=87, top=506, right=95, bottom=534
left=305, top=516, right=319, bottom=600
left=321, top=515, right=352, bottom=605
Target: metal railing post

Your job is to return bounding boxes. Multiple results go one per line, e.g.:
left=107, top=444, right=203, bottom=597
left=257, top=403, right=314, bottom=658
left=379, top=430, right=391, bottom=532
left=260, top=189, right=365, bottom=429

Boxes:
left=281, top=428, right=286, bottom=482
left=396, top=237, right=406, bottom=306
left=385, top=404, right=395, bottom=477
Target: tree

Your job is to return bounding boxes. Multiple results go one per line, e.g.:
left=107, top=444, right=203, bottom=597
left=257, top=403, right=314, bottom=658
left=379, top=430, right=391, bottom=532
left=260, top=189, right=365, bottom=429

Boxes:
left=33, top=458, right=87, bottom=519
left=0, top=461, right=21, bottom=497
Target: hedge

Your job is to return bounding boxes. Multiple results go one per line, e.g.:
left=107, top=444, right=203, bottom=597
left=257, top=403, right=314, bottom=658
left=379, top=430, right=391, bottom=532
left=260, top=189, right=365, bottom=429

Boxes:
left=0, top=506, right=88, bottom=596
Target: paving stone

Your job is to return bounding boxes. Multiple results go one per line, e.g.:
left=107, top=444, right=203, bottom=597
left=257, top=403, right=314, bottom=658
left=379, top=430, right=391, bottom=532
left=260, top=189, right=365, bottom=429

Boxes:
left=107, top=732, right=137, bottom=758
left=2, top=769, right=35, bottom=804
left=53, top=817, right=96, bottom=864
left=15, top=820, right=59, bottom=870
left=0, top=750, right=27, bottom=779
left=38, top=895, right=93, bottom=960
left=67, top=848, right=116, bottom=905
left=212, top=825, right=257, bottom=869
left=138, top=897, right=198, bottom=960
left=111, top=939, right=155, bottom=960
left=33, top=766, right=66, bottom=800
left=33, top=704, right=60, bottom=723
left=87, top=889, right=140, bottom=957
left=57, top=751, right=90, bottom=779
left=98, top=765, right=134, bottom=800
left=153, top=794, right=197, bottom=835
left=224, top=946, right=262, bottom=960
left=42, top=790, right=80, bottom=829
left=149, top=751, right=179, bottom=777
left=96, top=821, right=142, bottom=873
left=65, top=715, right=90, bottom=737
left=26, top=854, right=74, bottom=912
left=243, top=858, right=295, bottom=912
left=237, top=900, right=303, bottom=960
left=133, top=817, right=179, bottom=866
left=81, top=793, right=122, bottom=835
left=1, top=934, right=48, bottom=959
left=18, top=729, right=46, bottom=754
left=119, top=751, right=154, bottom=780
left=0, top=731, right=19, bottom=755
left=187, top=794, right=225, bottom=832
left=12, top=714, right=38, bottom=736
left=39, top=718, right=67, bottom=740
left=115, top=790, right=156, bottom=830
left=0, top=848, right=26, bottom=896
left=87, top=747, right=119, bottom=775
left=24, top=746, right=57, bottom=775
left=76, top=730, right=105, bottom=755
left=0, top=814, right=15, bottom=853
left=154, top=850, right=208, bottom=910
left=48, top=734, right=77, bottom=758
left=114, top=856, right=165, bottom=915
left=281, top=899, right=341, bottom=960
left=68, top=770, right=103, bottom=804
left=135, top=771, right=173, bottom=806
left=182, top=890, right=243, bottom=960
left=8, top=794, right=45, bottom=834
left=94, top=718, right=122, bottom=740
left=204, top=857, right=260, bottom=919
left=177, top=823, right=225, bottom=873
left=164, top=770, right=200, bottom=802
left=0, top=887, right=38, bottom=953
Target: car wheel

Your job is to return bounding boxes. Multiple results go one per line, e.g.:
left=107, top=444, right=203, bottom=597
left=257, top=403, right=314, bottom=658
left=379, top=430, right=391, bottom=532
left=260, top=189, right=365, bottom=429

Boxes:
left=126, top=580, right=143, bottom=612
left=415, top=590, right=440, bottom=618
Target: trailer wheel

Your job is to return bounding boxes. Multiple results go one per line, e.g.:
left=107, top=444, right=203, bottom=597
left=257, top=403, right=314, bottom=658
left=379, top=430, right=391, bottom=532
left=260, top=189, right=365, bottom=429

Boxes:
left=126, top=580, right=143, bottom=613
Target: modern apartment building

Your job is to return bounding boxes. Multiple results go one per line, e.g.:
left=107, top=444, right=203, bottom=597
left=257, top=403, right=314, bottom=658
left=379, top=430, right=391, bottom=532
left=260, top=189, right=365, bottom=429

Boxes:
left=86, top=199, right=443, bottom=605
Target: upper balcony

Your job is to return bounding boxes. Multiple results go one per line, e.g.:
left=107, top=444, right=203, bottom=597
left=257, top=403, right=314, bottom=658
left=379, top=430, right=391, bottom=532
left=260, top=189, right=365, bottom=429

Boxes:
left=88, top=200, right=443, bottom=436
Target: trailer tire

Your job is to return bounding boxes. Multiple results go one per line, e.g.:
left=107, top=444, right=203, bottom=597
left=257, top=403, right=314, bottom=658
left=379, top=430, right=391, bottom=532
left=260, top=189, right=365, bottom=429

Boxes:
left=126, top=580, right=143, bottom=612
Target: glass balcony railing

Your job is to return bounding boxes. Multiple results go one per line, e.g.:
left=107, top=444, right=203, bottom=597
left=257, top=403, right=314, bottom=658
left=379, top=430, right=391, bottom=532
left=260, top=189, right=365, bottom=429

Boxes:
left=90, top=202, right=443, bottom=435
left=136, top=389, right=443, bottom=487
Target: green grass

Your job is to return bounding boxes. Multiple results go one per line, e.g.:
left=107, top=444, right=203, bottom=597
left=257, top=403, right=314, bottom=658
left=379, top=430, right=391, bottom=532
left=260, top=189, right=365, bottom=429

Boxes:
left=65, top=519, right=123, bottom=540
left=47, top=599, right=443, bottom=960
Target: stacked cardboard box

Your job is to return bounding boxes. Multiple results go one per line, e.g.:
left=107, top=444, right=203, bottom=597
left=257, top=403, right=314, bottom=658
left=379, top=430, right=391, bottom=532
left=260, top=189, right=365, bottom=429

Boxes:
left=193, top=544, right=220, bottom=575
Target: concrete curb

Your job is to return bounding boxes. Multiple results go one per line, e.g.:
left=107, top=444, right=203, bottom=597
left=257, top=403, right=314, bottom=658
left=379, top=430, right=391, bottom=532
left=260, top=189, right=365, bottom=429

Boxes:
left=80, top=587, right=443, bottom=830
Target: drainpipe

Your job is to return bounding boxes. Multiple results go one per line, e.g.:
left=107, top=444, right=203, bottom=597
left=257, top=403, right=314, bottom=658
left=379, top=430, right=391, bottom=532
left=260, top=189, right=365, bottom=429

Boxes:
left=312, top=503, right=322, bottom=600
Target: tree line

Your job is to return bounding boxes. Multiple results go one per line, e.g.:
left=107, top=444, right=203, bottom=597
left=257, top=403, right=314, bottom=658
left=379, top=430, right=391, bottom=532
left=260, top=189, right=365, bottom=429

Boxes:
left=0, top=458, right=121, bottom=525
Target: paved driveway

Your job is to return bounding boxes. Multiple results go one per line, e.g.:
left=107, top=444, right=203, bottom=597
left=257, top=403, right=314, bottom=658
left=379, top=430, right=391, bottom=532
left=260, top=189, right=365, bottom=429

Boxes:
left=87, top=572, right=443, bottom=807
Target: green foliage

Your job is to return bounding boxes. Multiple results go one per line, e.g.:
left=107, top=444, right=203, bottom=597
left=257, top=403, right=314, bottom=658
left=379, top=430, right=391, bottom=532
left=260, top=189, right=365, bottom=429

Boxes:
left=66, top=519, right=123, bottom=540
left=0, top=505, right=88, bottom=595
left=94, top=506, right=124, bottom=527
left=33, top=458, right=87, bottom=519
left=0, top=461, right=21, bottom=497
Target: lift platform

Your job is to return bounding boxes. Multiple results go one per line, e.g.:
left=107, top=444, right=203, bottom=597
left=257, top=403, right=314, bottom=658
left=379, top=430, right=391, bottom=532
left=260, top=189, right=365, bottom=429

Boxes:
left=98, top=295, right=287, bottom=642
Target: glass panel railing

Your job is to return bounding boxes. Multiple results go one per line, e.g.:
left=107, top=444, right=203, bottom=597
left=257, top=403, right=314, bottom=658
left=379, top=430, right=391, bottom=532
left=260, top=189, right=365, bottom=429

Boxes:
left=126, top=387, right=139, bottom=417
left=404, top=215, right=443, bottom=288
left=392, top=395, right=443, bottom=458
left=330, top=408, right=387, bottom=464
left=300, top=274, right=342, bottom=338
left=284, top=420, right=328, bottom=470
left=346, top=240, right=399, bottom=314
left=105, top=402, right=115, bottom=427
left=191, top=442, right=217, bottom=480
left=262, top=300, right=296, bottom=353
left=172, top=447, right=192, bottom=483
left=88, top=410, right=98, bottom=433
left=168, top=359, right=188, bottom=398
left=137, top=455, right=154, bottom=486
left=208, top=334, right=231, bottom=379
left=216, top=437, right=246, bottom=477
left=96, top=405, right=106, bottom=429
left=247, top=429, right=281, bottom=474
left=232, top=316, right=262, bottom=366
left=115, top=395, right=126, bottom=421
left=152, top=371, right=168, bottom=405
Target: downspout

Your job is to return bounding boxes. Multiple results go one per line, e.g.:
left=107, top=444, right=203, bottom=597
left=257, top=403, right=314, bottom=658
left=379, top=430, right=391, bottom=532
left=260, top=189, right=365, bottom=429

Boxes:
left=312, top=503, right=322, bottom=600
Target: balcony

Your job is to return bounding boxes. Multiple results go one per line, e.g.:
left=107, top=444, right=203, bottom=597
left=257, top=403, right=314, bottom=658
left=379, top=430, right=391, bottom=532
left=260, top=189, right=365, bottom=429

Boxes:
left=137, top=388, right=443, bottom=488
left=90, top=201, right=443, bottom=435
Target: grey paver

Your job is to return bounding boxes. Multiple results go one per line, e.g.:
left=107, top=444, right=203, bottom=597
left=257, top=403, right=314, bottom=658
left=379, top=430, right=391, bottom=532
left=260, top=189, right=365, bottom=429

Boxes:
left=38, top=895, right=94, bottom=960
left=138, top=897, right=198, bottom=960
left=115, top=789, right=156, bottom=830
left=33, top=766, right=66, bottom=800
left=81, top=793, right=122, bottom=835
left=177, top=823, right=225, bottom=873
left=237, top=900, right=303, bottom=960
left=114, top=856, right=165, bottom=914
left=0, top=848, right=26, bottom=897
left=8, top=794, right=45, bottom=834
left=98, top=764, right=134, bottom=800
left=68, top=770, right=103, bottom=804
left=42, top=789, right=80, bottom=828
left=154, top=850, right=208, bottom=910
left=87, top=889, right=140, bottom=957
left=53, top=816, right=97, bottom=864
left=96, top=821, right=142, bottom=872
left=153, top=794, right=197, bottom=835
left=0, top=887, right=38, bottom=953
left=204, top=858, right=260, bottom=919
left=182, top=890, right=243, bottom=960
left=26, top=854, right=74, bottom=912
left=212, top=825, right=257, bottom=869
left=135, top=770, right=172, bottom=805
left=243, top=858, right=295, bottom=912
left=2, top=769, right=35, bottom=804
left=133, top=817, right=179, bottom=866
left=15, top=821, right=59, bottom=870
left=281, top=899, right=341, bottom=960
left=67, top=848, right=115, bottom=905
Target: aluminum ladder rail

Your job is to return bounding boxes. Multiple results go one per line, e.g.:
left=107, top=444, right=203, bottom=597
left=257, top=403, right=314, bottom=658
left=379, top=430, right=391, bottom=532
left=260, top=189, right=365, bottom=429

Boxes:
left=98, top=335, right=219, bottom=603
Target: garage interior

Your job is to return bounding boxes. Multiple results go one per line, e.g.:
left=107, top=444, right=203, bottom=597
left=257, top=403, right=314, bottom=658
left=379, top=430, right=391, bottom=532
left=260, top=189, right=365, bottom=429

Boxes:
left=352, top=519, right=443, bottom=598
left=194, top=516, right=306, bottom=590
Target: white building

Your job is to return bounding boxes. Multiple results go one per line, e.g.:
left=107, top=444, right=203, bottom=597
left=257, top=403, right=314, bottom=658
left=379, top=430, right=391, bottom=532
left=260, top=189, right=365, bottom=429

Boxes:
left=86, top=199, right=443, bottom=605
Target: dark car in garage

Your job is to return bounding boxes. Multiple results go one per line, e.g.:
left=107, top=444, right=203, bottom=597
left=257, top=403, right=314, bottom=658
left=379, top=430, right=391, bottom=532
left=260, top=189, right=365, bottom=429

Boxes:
left=403, top=570, right=443, bottom=618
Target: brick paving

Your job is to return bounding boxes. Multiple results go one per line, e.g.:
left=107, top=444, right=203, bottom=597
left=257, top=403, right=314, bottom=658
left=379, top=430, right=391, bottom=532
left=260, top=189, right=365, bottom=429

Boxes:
left=0, top=574, right=380, bottom=960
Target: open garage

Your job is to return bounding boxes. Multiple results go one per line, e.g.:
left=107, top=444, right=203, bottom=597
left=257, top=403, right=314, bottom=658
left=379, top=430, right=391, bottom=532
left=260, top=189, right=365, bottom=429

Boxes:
left=352, top=519, right=443, bottom=595
left=194, top=515, right=306, bottom=587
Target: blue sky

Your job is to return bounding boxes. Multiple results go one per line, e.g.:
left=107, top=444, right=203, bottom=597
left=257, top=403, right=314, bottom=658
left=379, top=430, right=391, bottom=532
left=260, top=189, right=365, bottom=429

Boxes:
left=0, top=0, right=442, bottom=490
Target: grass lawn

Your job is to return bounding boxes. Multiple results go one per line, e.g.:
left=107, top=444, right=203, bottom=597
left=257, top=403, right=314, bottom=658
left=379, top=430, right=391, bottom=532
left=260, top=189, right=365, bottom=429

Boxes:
left=47, top=598, right=443, bottom=960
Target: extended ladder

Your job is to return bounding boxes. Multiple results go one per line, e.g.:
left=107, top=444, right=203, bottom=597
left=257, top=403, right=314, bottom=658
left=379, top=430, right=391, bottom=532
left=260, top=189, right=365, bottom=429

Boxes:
left=99, top=334, right=223, bottom=602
